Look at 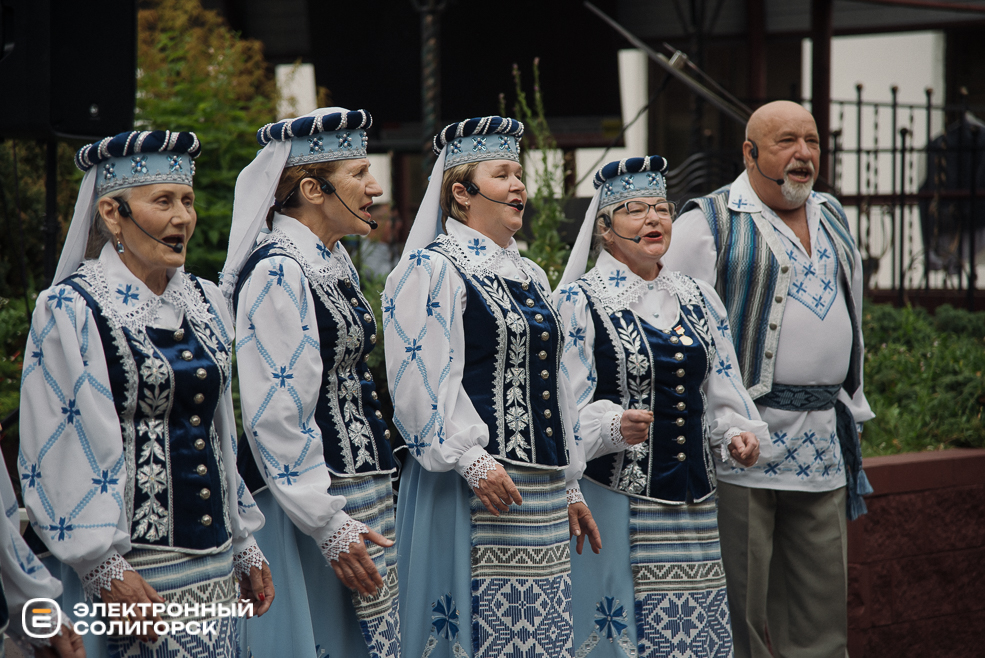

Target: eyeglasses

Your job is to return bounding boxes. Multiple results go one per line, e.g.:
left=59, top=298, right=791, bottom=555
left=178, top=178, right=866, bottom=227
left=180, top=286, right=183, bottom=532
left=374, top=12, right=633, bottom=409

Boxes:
left=614, top=200, right=676, bottom=219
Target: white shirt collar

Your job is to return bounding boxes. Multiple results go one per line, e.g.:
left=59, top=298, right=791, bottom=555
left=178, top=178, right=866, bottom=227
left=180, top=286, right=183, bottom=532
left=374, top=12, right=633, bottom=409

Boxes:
left=98, top=242, right=185, bottom=313
left=445, top=218, right=531, bottom=280
left=728, top=169, right=826, bottom=257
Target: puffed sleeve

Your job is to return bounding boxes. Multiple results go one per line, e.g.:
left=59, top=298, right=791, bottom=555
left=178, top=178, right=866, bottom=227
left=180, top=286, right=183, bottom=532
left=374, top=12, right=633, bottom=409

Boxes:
left=200, top=281, right=265, bottom=570
left=838, top=247, right=875, bottom=424
left=661, top=208, right=719, bottom=287
left=695, top=279, right=771, bottom=462
left=552, top=283, right=626, bottom=464
left=18, top=284, right=133, bottom=582
left=0, top=448, right=63, bottom=639
left=383, top=249, right=494, bottom=479
left=235, top=256, right=354, bottom=557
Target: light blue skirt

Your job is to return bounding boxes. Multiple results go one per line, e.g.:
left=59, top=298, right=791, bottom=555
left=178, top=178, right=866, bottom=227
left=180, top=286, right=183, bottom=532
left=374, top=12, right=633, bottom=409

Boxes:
left=43, top=548, right=239, bottom=657
left=570, top=479, right=733, bottom=658
left=397, top=458, right=572, bottom=658
left=239, top=473, right=400, bottom=658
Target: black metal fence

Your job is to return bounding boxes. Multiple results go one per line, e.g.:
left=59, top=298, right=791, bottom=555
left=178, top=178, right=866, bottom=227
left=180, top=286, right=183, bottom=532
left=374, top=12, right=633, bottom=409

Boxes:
left=828, top=87, right=985, bottom=309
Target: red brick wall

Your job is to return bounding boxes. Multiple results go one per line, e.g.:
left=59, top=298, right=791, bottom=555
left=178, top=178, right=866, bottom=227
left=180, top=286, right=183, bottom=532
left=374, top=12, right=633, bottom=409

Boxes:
left=848, top=449, right=985, bottom=657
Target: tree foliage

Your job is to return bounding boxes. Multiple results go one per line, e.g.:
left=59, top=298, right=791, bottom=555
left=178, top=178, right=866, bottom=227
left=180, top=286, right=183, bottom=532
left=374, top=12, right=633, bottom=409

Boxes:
left=136, top=0, right=278, bottom=280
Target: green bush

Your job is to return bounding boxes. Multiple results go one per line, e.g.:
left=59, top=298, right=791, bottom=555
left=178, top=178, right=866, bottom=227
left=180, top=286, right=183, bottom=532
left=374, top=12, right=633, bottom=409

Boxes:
left=861, top=303, right=985, bottom=456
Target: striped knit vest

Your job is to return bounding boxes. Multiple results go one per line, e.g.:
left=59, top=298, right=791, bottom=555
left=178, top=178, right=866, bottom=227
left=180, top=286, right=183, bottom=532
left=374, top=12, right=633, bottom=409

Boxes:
left=681, top=186, right=861, bottom=399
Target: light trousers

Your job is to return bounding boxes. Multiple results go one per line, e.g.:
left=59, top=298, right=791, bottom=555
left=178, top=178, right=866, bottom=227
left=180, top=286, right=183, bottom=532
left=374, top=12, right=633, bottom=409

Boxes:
left=717, top=481, right=849, bottom=658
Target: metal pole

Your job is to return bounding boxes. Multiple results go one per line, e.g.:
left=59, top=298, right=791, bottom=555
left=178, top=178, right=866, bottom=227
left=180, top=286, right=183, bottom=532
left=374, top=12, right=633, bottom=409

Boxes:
left=899, top=128, right=908, bottom=306
left=890, top=86, right=898, bottom=292
left=925, top=87, right=933, bottom=290
left=44, top=140, right=59, bottom=287
left=856, top=84, right=863, bottom=200
left=969, top=125, right=979, bottom=311
left=958, top=88, right=968, bottom=291
left=812, top=0, right=834, bottom=185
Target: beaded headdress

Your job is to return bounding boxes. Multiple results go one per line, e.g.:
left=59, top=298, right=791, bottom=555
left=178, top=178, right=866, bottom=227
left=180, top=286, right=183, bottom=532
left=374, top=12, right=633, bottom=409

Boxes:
left=257, top=109, right=372, bottom=166
left=75, top=130, right=201, bottom=198
left=433, top=116, right=524, bottom=171
left=594, top=156, right=669, bottom=210
left=556, top=155, right=670, bottom=289
left=53, top=130, right=202, bottom=284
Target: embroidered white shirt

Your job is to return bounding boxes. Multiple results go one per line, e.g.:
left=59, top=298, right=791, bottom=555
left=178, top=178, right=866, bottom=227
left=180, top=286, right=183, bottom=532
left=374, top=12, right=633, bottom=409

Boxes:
left=554, top=250, right=769, bottom=467
left=383, top=219, right=585, bottom=489
left=235, top=214, right=369, bottom=550
left=18, top=245, right=263, bottom=580
left=665, top=170, right=875, bottom=492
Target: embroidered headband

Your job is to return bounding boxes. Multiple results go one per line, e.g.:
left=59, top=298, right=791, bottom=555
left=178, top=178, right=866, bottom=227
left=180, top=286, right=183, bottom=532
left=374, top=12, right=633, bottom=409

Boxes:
left=75, top=130, right=201, bottom=197
left=594, top=156, right=669, bottom=210
left=433, top=116, right=524, bottom=171
left=257, top=109, right=372, bottom=166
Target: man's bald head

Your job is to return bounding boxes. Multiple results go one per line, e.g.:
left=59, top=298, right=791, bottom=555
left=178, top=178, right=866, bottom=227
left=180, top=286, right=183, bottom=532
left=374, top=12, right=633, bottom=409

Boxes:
left=746, top=101, right=818, bottom=144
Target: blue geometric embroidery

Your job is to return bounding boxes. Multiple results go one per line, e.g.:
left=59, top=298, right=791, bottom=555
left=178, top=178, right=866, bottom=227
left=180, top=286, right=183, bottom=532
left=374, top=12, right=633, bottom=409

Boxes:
left=47, top=517, right=74, bottom=541
left=316, top=242, right=331, bottom=260
left=309, top=136, right=324, bottom=153
left=406, top=435, right=431, bottom=457
left=780, top=225, right=839, bottom=320
left=91, top=470, right=119, bottom=493
left=61, top=399, right=82, bottom=424
left=168, top=155, right=183, bottom=173
left=559, top=286, right=580, bottom=303
left=472, top=136, right=487, bottom=152
left=621, top=175, right=635, bottom=191
left=408, top=250, right=431, bottom=266
left=21, top=464, right=42, bottom=489
left=338, top=132, right=352, bottom=149
left=450, top=139, right=463, bottom=155
left=432, top=593, right=460, bottom=640
left=499, top=136, right=512, bottom=152
left=425, top=294, right=440, bottom=317
left=271, top=366, right=294, bottom=387
left=274, top=464, right=300, bottom=485
left=468, top=238, right=486, bottom=257
left=48, top=289, right=73, bottom=309
left=103, top=162, right=116, bottom=180
left=115, top=284, right=140, bottom=306
left=404, top=339, right=422, bottom=360
left=608, top=270, right=627, bottom=288
left=268, top=263, right=286, bottom=286
left=594, top=596, right=628, bottom=641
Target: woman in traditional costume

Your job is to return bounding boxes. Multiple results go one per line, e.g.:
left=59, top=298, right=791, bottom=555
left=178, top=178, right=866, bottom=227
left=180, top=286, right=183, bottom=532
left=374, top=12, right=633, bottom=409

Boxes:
left=553, top=156, right=768, bottom=658
left=220, top=108, right=400, bottom=658
left=18, top=130, right=273, bottom=657
left=383, top=116, right=600, bottom=658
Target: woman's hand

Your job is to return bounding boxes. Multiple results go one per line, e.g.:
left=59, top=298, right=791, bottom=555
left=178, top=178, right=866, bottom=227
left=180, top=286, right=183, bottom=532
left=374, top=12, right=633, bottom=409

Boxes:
left=620, top=409, right=654, bottom=445
left=473, top=463, right=523, bottom=516
left=238, top=562, right=275, bottom=617
left=35, top=623, right=86, bottom=658
left=330, top=529, right=394, bottom=597
left=568, top=501, right=602, bottom=555
left=99, top=570, right=165, bottom=642
left=728, top=431, right=760, bottom=467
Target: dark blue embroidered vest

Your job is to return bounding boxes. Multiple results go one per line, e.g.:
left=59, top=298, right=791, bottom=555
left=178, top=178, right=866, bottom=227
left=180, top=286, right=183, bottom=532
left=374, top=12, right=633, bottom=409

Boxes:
left=65, top=270, right=232, bottom=551
left=580, top=275, right=717, bottom=503
left=234, top=239, right=394, bottom=491
left=428, top=236, right=569, bottom=469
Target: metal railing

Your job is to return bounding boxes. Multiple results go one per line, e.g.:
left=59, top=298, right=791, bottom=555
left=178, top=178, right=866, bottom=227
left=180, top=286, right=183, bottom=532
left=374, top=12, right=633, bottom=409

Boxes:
left=828, top=86, right=985, bottom=308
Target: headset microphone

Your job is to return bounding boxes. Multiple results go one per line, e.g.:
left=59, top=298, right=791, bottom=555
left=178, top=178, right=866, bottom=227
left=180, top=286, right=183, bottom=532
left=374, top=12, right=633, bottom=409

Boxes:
left=601, top=215, right=642, bottom=243
left=117, top=200, right=184, bottom=253
left=314, top=177, right=378, bottom=229
left=464, top=181, right=524, bottom=211
left=749, top=141, right=785, bottom=186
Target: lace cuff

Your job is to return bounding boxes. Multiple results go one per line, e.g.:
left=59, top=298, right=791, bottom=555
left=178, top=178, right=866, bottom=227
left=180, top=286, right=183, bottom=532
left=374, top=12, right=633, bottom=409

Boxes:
left=606, top=411, right=627, bottom=448
left=319, top=517, right=370, bottom=564
left=720, top=428, right=743, bottom=465
left=566, top=487, right=586, bottom=506
left=233, top=544, right=267, bottom=581
left=81, top=553, right=136, bottom=601
left=462, top=453, right=498, bottom=490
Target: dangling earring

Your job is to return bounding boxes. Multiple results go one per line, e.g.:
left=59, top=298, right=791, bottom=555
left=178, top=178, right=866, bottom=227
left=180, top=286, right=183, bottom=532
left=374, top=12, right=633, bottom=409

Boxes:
left=116, top=237, right=125, bottom=254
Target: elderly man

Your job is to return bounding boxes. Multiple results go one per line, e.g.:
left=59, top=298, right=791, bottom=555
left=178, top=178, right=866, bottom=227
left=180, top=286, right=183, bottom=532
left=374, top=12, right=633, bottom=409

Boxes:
left=662, top=100, right=873, bottom=658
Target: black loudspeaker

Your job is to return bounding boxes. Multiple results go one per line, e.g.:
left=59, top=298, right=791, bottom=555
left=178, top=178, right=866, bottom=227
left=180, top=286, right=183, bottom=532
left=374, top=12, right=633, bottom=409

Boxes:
left=0, top=0, right=136, bottom=140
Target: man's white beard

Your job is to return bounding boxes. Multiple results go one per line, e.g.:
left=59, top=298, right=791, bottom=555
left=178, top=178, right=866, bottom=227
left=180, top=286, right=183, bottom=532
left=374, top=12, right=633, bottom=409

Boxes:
left=780, top=160, right=815, bottom=206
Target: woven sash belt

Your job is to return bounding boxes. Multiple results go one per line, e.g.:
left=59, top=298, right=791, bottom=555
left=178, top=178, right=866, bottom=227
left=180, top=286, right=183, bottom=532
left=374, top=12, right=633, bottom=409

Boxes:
left=758, top=383, right=873, bottom=520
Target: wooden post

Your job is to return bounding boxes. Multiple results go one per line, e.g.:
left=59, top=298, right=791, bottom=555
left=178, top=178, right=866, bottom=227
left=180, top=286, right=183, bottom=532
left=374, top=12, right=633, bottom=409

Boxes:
left=811, top=0, right=833, bottom=186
